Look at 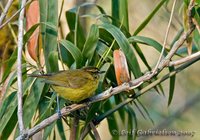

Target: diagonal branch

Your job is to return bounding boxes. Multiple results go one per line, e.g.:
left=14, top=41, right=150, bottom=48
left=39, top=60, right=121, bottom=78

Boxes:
left=0, top=0, right=32, bottom=29
left=169, top=51, right=200, bottom=66
left=0, top=0, right=14, bottom=26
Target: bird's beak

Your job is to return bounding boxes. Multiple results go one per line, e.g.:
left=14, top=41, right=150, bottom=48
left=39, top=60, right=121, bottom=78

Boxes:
left=98, top=70, right=106, bottom=74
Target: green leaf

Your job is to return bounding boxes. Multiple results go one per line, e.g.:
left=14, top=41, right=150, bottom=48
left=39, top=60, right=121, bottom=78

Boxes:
left=99, top=23, right=142, bottom=78
left=128, top=36, right=167, bottom=56
left=39, top=0, right=58, bottom=72
left=111, top=0, right=120, bottom=26
left=1, top=48, right=17, bottom=82
left=0, top=92, right=15, bottom=120
left=133, top=0, right=167, bottom=35
left=125, top=106, right=137, bottom=140
left=193, top=29, right=200, bottom=50
left=0, top=72, right=34, bottom=135
left=136, top=99, right=154, bottom=125
left=133, top=101, right=147, bottom=120
left=1, top=109, right=17, bottom=140
left=82, top=24, right=99, bottom=64
left=23, top=79, right=45, bottom=125
left=168, top=66, right=176, bottom=106
left=96, top=41, right=113, bottom=61
left=98, top=63, right=111, bottom=91
left=119, top=0, right=129, bottom=31
left=66, top=7, right=85, bottom=50
left=59, top=39, right=74, bottom=68
left=49, top=51, right=59, bottom=72
left=134, top=43, right=151, bottom=70
left=23, top=22, right=57, bottom=45
left=59, top=40, right=83, bottom=68
left=56, top=119, right=66, bottom=140
left=177, top=46, right=198, bottom=55
left=37, top=93, right=56, bottom=124
left=43, top=122, right=56, bottom=140
left=105, top=101, right=119, bottom=138
left=15, top=79, right=46, bottom=138
left=0, top=92, right=17, bottom=134
left=24, top=23, right=40, bottom=44
left=114, top=95, right=126, bottom=123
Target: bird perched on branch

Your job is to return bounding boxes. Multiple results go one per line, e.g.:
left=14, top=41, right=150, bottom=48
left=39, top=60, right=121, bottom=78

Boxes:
left=29, top=67, right=105, bottom=102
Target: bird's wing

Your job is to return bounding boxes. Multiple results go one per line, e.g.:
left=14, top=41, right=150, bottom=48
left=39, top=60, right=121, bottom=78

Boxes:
left=43, top=70, right=93, bottom=89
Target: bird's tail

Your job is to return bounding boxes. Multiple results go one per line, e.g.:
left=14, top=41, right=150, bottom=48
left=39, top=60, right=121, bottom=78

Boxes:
left=28, top=73, right=53, bottom=78
left=28, top=74, right=58, bottom=85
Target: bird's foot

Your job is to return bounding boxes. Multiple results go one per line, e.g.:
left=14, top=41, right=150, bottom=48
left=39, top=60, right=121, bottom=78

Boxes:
left=57, top=109, right=62, bottom=119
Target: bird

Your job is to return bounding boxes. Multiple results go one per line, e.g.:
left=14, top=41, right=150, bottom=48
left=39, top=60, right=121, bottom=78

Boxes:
left=29, top=67, right=105, bottom=102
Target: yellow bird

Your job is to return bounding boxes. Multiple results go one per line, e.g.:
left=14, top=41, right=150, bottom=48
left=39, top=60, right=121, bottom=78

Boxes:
left=29, top=67, right=104, bottom=102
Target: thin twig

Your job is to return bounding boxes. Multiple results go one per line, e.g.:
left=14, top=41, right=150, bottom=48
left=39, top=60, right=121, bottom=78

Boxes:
left=79, top=121, right=101, bottom=140
left=0, top=0, right=14, bottom=26
left=192, top=18, right=200, bottom=34
left=0, top=0, right=32, bottom=29
left=90, top=122, right=101, bottom=140
left=169, top=51, right=200, bottom=66
left=17, top=0, right=27, bottom=137
left=69, top=117, right=79, bottom=140
left=152, top=0, right=177, bottom=74
left=0, top=3, right=18, bottom=44
left=188, top=0, right=195, bottom=30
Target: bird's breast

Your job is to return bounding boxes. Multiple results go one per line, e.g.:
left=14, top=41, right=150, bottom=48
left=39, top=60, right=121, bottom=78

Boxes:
left=53, top=79, right=98, bottom=102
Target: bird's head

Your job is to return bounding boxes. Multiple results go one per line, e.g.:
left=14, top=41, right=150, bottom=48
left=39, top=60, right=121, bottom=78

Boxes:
left=82, top=66, right=105, bottom=78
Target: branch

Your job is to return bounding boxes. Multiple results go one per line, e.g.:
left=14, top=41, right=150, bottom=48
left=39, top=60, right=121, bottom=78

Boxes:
left=17, top=0, right=27, bottom=138
left=0, top=0, right=32, bottom=29
left=192, top=18, right=200, bottom=34
left=188, top=0, right=195, bottom=30
left=152, top=0, right=177, bottom=74
left=169, top=51, right=200, bottom=66
left=69, top=117, right=79, bottom=140
left=0, top=0, right=14, bottom=26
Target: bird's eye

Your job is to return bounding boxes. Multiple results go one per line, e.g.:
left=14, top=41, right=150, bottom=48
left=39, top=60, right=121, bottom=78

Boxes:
left=93, top=74, right=98, bottom=79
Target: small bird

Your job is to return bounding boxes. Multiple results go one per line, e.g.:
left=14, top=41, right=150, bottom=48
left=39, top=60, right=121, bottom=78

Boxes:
left=29, top=67, right=104, bottom=102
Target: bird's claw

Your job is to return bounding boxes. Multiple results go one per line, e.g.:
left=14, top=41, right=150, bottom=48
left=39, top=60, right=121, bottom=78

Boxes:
left=57, top=109, right=62, bottom=119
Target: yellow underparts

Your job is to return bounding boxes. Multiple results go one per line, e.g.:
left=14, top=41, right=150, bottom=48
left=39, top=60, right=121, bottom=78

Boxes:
left=53, top=80, right=98, bottom=102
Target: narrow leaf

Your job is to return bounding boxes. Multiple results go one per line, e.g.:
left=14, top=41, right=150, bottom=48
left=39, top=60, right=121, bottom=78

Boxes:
left=59, top=40, right=83, bottom=68
left=99, top=23, right=142, bottom=78
left=168, top=66, right=176, bottom=106
left=133, top=0, right=167, bottom=35
left=82, top=24, right=99, bottom=64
